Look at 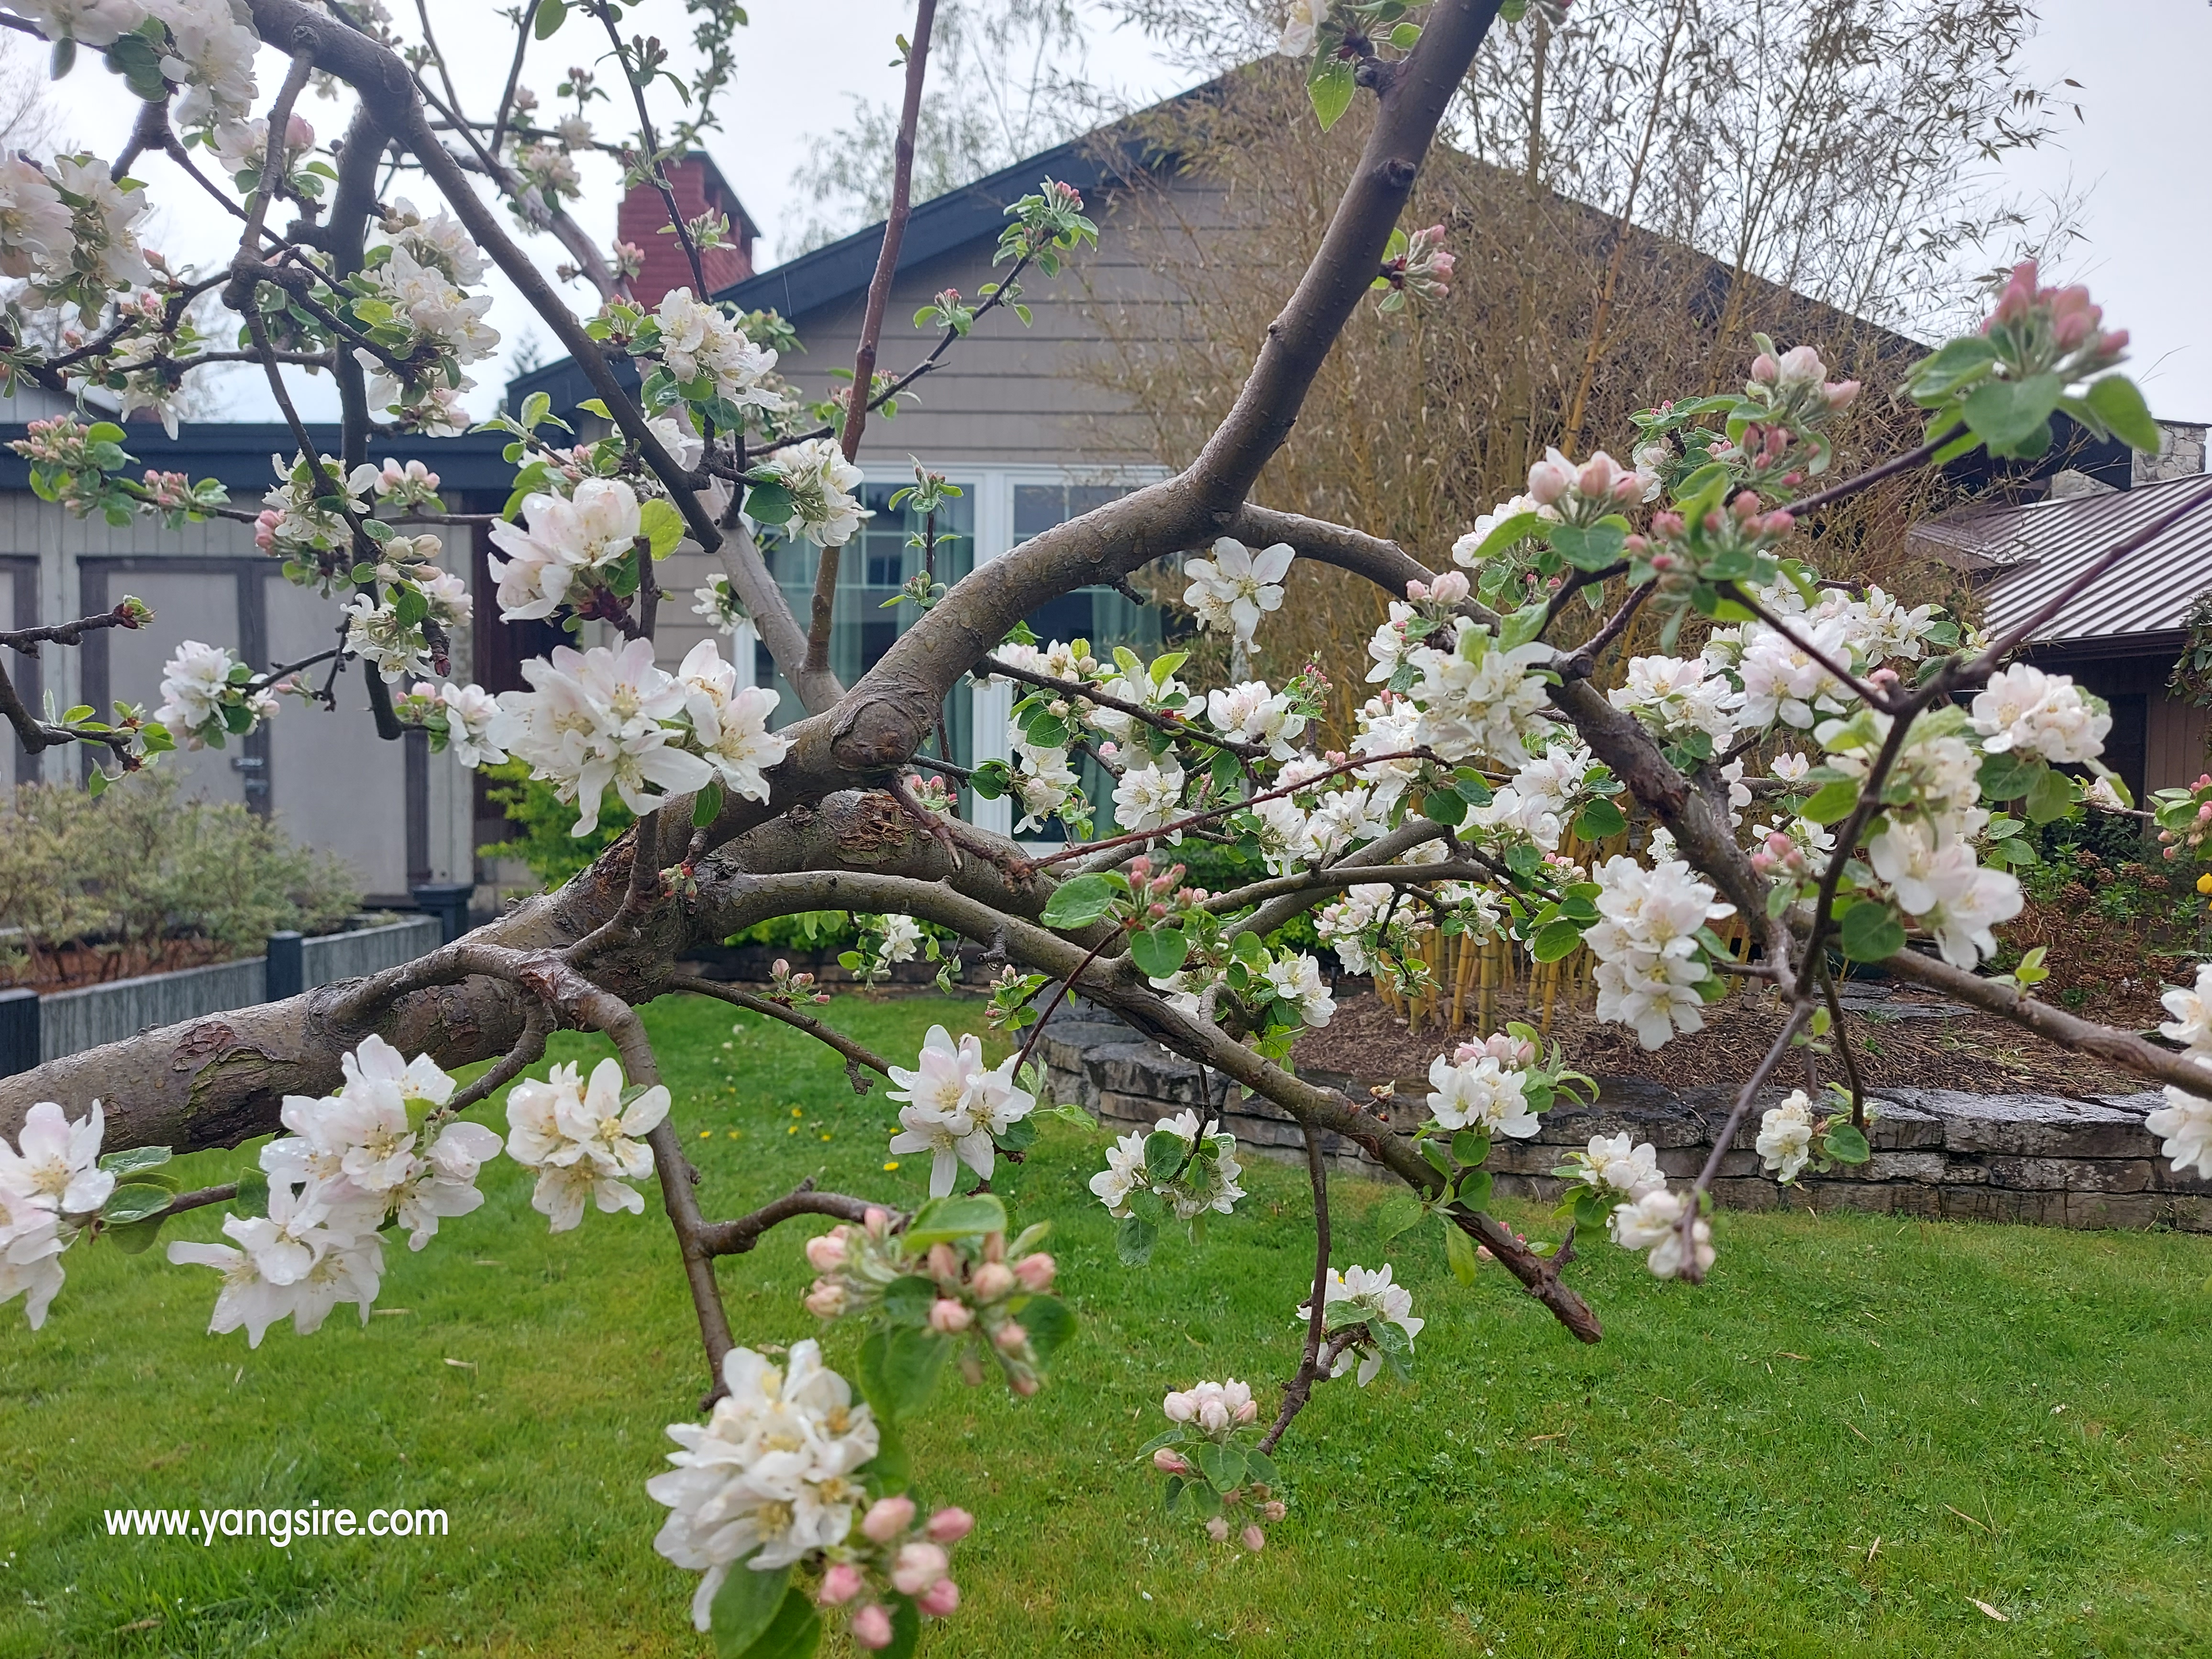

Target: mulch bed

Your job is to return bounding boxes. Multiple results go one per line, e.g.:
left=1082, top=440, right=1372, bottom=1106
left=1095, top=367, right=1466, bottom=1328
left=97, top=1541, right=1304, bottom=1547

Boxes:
left=1294, top=985, right=2164, bottom=1099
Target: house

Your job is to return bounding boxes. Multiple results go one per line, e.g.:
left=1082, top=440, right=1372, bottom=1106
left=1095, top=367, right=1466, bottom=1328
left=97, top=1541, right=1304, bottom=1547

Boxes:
left=1912, top=425, right=2212, bottom=803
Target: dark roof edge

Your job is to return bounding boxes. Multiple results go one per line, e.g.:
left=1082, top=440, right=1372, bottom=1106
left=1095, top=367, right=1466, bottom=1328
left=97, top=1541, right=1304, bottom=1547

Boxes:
left=0, top=421, right=516, bottom=492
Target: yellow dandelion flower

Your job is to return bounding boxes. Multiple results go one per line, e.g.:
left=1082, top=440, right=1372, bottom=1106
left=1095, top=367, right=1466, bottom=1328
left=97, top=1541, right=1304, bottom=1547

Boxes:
left=699, top=1129, right=712, bottom=1139
left=2197, top=872, right=2212, bottom=896
left=883, top=1160, right=900, bottom=1171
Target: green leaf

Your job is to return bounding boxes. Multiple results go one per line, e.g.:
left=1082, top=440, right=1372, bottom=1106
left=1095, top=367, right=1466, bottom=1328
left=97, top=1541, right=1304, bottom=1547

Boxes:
left=879, top=1274, right=938, bottom=1327
left=1550, top=521, right=1627, bottom=572
left=1800, top=778, right=1863, bottom=825
left=710, top=1556, right=791, bottom=1658
left=729, top=1586, right=821, bottom=1659
left=232, top=1165, right=269, bottom=1218
left=1962, top=372, right=2063, bottom=457
left=100, top=1183, right=175, bottom=1226
left=857, top=1326, right=950, bottom=1425
left=99, top=1144, right=172, bottom=1176
left=1421, top=786, right=1468, bottom=828
left=1193, top=1439, right=1245, bottom=1494
left=1458, top=509, right=1549, bottom=564
left=1977, top=751, right=2039, bottom=801
left=1017, top=1294, right=1076, bottom=1362
left=2024, top=763, right=2077, bottom=825
left=1839, top=901, right=1906, bottom=963
left=533, top=0, right=565, bottom=40
left=1143, top=1130, right=1187, bottom=1185
left=1307, top=54, right=1356, bottom=130
left=1442, top=1216, right=1480, bottom=1286
left=1907, top=334, right=2001, bottom=400
left=1572, top=797, right=1626, bottom=840
left=638, top=497, right=686, bottom=559
left=692, top=780, right=725, bottom=828
left=1374, top=1193, right=1425, bottom=1242
left=1129, top=926, right=1189, bottom=981
left=1116, top=1212, right=1158, bottom=1266
left=1243, top=1447, right=1280, bottom=1488
left=744, top=479, right=795, bottom=525
left=1822, top=1122, right=1871, bottom=1165
left=1498, top=598, right=1549, bottom=652
left=903, top=1193, right=1007, bottom=1247
left=1455, top=1168, right=1494, bottom=1211
left=2084, top=375, right=2162, bottom=453
left=104, top=1213, right=168, bottom=1255
left=1040, top=872, right=1117, bottom=930
left=879, top=1594, right=922, bottom=1659
left=1530, top=918, right=1584, bottom=962
left=1449, top=1128, right=1490, bottom=1167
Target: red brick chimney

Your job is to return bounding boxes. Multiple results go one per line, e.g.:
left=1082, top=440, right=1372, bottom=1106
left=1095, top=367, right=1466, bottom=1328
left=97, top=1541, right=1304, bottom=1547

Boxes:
left=617, top=153, right=757, bottom=309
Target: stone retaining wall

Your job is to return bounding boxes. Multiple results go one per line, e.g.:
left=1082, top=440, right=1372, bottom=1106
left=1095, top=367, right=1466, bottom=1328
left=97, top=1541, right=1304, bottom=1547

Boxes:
left=1031, top=1007, right=2212, bottom=1233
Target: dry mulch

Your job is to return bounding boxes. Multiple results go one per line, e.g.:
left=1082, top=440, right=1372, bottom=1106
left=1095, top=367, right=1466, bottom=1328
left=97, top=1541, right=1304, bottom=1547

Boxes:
left=0, top=938, right=241, bottom=994
left=1294, top=986, right=2160, bottom=1099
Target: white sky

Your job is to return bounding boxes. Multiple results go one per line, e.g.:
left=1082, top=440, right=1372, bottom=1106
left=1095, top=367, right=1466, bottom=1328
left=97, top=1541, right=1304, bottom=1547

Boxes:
left=15, top=0, right=2207, bottom=426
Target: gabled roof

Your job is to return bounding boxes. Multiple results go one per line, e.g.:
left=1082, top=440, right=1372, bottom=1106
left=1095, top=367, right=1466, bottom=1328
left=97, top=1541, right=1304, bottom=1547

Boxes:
left=1970, top=472, right=2212, bottom=655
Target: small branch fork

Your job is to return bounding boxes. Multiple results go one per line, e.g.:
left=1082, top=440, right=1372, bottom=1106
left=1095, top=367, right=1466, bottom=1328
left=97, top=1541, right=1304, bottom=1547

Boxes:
left=1261, top=1122, right=1337, bottom=1454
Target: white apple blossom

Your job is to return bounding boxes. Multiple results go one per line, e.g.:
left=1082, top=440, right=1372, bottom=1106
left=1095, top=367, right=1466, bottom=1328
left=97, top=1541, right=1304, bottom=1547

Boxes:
left=2146, top=1063, right=2212, bottom=1181
left=1558, top=1131, right=1665, bottom=1199
left=886, top=1025, right=1035, bottom=1197
left=503, top=1059, right=671, bottom=1231
left=1162, top=1377, right=1257, bottom=1432
left=648, top=1340, right=879, bottom=1629
left=8, top=0, right=148, bottom=48
left=0, top=1099, right=113, bottom=1216
left=1609, top=654, right=1739, bottom=746
left=47, top=155, right=153, bottom=297
left=1450, top=492, right=1555, bottom=565
left=653, top=288, right=781, bottom=408
left=1736, top=616, right=1854, bottom=730
left=487, top=477, right=646, bottom=620
left=380, top=197, right=488, bottom=285
left=0, top=1192, right=67, bottom=1330
left=1183, top=537, right=1293, bottom=646
left=1276, top=0, right=1330, bottom=56
left=675, top=639, right=789, bottom=801
left=1755, top=1089, right=1817, bottom=1182
left=1586, top=855, right=1736, bottom=1049
left=1207, top=680, right=1306, bottom=760
left=2159, top=965, right=2212, bottom=1053
left=1608, top=1187, right=1714, bottom=1280
left=149, top=0, right=262, bottom=127
left=1864, top=820, right=2022, bottom=968
left=1408, top=619, right=1553, bottom=765
left=1425, top=1051, right=1540, bottom=1137
left=1969, top=664, right=2112, bottom=765
left=488, top=639, right=716, bottom=836
left=757, top=436, right=868, bottom=547
left=355, top=243, right=499, bottom=415
left=0, top=155, right=70, bottom=282
left=1263, top=951, right=1336, bottom=1027
left=436, top=682, right=509, bottom=770
left=1114, top=760, right=1185, bottom=836
left=1090, top=1109, right=1243, bottom=1222
left=1297, top=1263, right=1423, bottom=1385
left=165, top=1237, right=299, bottom=1347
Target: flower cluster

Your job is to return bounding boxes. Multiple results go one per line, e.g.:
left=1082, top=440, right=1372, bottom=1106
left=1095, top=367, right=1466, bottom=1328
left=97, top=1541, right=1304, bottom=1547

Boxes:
left=1585, top=856, right=1736, bottom=1049
left=1090, top=1108, right=1247, bottom=1238
left=163, top=1038, right=498, bottom=1346
left=487, top=476, right=646, bottom=621
left=487, top=638, right=785, bottom=836
left=152, top=639, right=277, bottom=750
left=646, top=1339, right=879, bottom=1630
left=1969, top=664, right=2112, bottom=764
left=0, top=1100, right=112, bottom=1330
left=1299, top=1262, right=1424, bottom=1386
left=1183, top=536, right=1294, bottom=647
left=1144, top=1378, right=1284, bottom=1549
left=1751, top=1085, right=1872, bottom=1183
left=818, top=1496, right=974, bottom=1649
left=352, top=238, right=500, bottom=430
left=503, top=1058, right=670, bottom=1231
left=2147, top=966, right=2212, bottom=1181
left=1375, top=222, right=1453, bottom=313
left=393, top=680, right=508, bottom=769
left=885, top=1025, right=1038, bottom=1196
left=1607, top=1187, right=1714, bottom=1281
left=751, top=437, right=869, bottom=548
left=802, top=1208, right=1063, bottom=1396
left=1425, top=1042, right=1544, bottom=1139
left=650, top=288, right=783, bottom=410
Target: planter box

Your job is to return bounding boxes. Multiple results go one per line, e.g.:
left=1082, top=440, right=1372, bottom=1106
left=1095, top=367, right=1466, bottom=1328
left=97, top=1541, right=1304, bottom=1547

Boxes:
left=9, top=914, right=444, bottom=1070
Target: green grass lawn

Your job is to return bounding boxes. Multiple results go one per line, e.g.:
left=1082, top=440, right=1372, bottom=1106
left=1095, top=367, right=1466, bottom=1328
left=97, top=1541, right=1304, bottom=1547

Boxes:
left=4, top=993, right=2209, bottom=1658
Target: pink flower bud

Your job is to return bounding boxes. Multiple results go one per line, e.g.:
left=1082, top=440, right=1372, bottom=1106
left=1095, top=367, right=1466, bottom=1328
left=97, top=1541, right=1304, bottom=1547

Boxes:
left=1823, top=379, right=1861, bottom=410
left=1206, top=1516, right=1231, bottom=1543
left=862, top=1496, right=916, bottom=1543
left=891, top=1541, right=949, bottom=1596
left=285, top=113, right=315, bottom=150
left=803, top=1280, right=847, bottom=1318
left=993, top=1320, right=1029, bottom=1353
left=1011, top=1372, right=1039, bottom=1397
left=1749, top=352, right=1779, bottom=384
left=1233, top=1398, right=1258, bottom=1425
left=805, top=1231, right=848, bottom=1272
left=864, top=1206, right=890, bottom=1238
left=971, top=1261, right=1015, bottom=1300
left=1012, top=1252, right=1056, bottom=1292
left=927, top=1243, right=960, bottom=1281
left=1241, top=1525, right=1266, bottom=1552
left=929, top=1298, right=974, bottom=1334
left=926, top=1506, right=975, bottom=1544
left=1162, top=1390, right=1196, bottom=1423
left=1262, top=1500, right=1286, bottom=1521
left=918, top=1576, right=960, bottom=1617
left=1429, top=570, right=1470, bottom=605
left=1526, top=456, right=1572, bottom=506
left=818, top=1563, right=866, bottom=1605
left=1405, top=578, right=1430, bottom=602
left=851, top=1604, right=894, bottom=1649
left=1153, top=1448, right=1192, bottom=1475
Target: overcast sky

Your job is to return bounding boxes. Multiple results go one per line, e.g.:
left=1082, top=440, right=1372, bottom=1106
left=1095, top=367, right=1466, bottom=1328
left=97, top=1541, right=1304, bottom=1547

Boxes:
left=16, top=0, right=2207, bottom=426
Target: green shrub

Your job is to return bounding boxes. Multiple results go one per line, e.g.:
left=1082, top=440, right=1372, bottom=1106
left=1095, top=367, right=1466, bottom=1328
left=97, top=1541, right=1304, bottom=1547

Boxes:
left=478, top=758, right=632, bottom=890
left=0, top=772, right=360, bottom=983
